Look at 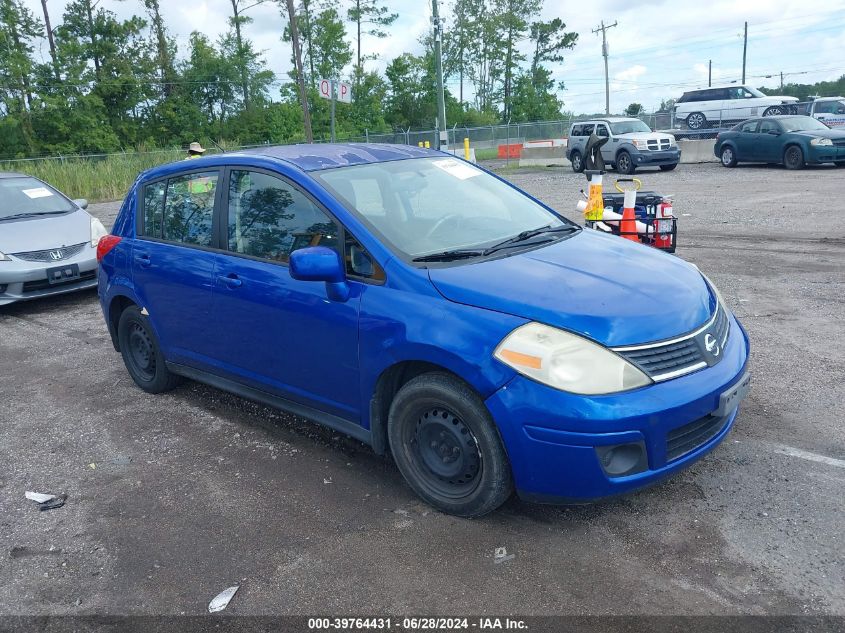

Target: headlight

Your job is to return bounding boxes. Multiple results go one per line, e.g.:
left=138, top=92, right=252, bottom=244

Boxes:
left=494, top=323, right=652, bottom=395
left=90, top=217, right=108, bottom=247
left=0, top=251, right=9, bottom=261
left=668, top=136, right=677, bottom=147
left=810, top=137, right=833, bottom=146
left=632, top=139, right=649, bottom=149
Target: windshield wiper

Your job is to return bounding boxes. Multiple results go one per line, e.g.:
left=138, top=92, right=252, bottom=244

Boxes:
left=412, top=249, right=485, bottom=262
left=0, top=211, right=68, bottom=221
left=482, top=224, right=579, bottom=255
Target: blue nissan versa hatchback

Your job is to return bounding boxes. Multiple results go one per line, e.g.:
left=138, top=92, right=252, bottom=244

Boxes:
left=98, top=144, right=750, bottom=517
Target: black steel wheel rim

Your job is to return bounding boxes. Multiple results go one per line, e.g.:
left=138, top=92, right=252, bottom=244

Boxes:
left=410, top=407, right=482, bottom=498
left=618, top=154, right=630, bottom=171
left=128, top=321, right=156, bottom=381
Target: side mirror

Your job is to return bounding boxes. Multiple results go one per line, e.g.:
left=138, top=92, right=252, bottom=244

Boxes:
left=73, top=198, right=89, bottom=210
left=289, top=246, right=349, bottom=302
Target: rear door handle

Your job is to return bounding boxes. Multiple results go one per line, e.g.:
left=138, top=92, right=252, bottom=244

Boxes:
left=134, top=253, right=151, bottom=268
left=219, top=274, right=242, bottom=289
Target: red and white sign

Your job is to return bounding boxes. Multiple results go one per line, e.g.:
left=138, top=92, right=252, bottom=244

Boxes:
left=317, top=79, right=352, bottom=104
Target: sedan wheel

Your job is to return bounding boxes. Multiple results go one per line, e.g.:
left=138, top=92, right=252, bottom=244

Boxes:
left=720, top=146, right=737, bottom=168
left=783, top=145, right=804, bottom=170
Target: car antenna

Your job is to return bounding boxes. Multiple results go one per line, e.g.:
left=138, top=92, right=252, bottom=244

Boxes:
left=209, top=139, right=226, bottom=154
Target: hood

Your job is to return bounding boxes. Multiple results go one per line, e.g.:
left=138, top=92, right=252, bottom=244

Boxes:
left=617, top=132, right=675, bottom=142
left=0, top=209, right=91, bottom=255
left=793, top=128, right=845, bottom=140
left=427, top=230, right=714, bottom=347
left=766, top=95, right=799, bottom=103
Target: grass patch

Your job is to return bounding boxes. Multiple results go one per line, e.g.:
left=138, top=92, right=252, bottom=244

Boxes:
left=1, top=149, right=185, bottom=203
left=474, top=147, right=499, bottom=161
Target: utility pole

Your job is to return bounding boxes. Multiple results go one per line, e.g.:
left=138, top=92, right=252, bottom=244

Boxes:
left=780, top=71, right=784, bottom=90
left=285, top=0, right=313, bottom=143
left=330, top=80, right=336, bottom=143
left=432, top=0, right=447, bottom=150
left=708, top=60, right=712, bottom=87
left=592, top=20, right=618, bottom=115
left=741, top=21, right=747, bottom=84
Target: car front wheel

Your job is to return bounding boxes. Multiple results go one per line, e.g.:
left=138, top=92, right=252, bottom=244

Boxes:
left=118, top=305, right=182, bottom=393
left=616, top=151, right=636, bottom=174
left=720, top=146, right=737, bottom=167
left=570, top=151, right=584, bottom=173
left=387, top=373, right=514, bottom=517
left=686, top=112, right=706, bottom=130
left=763, top=106, right=785, bottom=116
left=783, top=145, right=805, bottom=170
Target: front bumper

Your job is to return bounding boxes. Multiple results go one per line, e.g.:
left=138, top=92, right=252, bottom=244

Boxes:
left=630, top=148, right=681, bottom=166
left=0, top=247, right=99, bottom=306
left=485, top=313, right=750, bottom=502
left=807, top=144, right=845, bottom=164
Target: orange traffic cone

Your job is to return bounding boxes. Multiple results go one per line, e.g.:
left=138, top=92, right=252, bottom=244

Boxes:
left=620, top=190, right=639, bottom=242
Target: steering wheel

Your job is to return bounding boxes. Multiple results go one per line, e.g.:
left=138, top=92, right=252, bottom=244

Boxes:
left=425, top=213, right=463, bottom=239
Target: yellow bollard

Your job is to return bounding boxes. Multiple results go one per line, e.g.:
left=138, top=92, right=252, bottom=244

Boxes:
left=424, top=141, right=431, bottom=148
left=418, top=142, right=424, bottom=148
left=464, top=137, right=470, bottom=161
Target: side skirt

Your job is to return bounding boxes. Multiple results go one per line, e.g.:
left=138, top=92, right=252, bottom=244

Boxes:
left=166, top=362, right=373, bottom=447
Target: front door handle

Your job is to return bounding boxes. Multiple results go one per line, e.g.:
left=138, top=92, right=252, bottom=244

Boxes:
left=134, top=253, right=151, bottom=268
left=219, top=274, right=242, bottom=289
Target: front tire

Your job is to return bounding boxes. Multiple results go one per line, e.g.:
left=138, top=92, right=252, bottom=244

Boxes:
left=117, top=305, right=182, bottom=393
left=570, top=150, right=584, bottom=173
left=387, top=373, right=514, bottom=517
left=659, top=163, right=678, bottom=171
left=720, top=146, right=737, bottom=167
left=616, top=151, right=635, bottom=174
left=763, top=106, right=785, bottom=117
left=783, top=145, right=804, bottom=170
left=686, top=112, right=706, bottom=130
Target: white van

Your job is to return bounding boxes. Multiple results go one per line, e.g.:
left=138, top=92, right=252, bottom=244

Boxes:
left=674, top=85, right=799, bottom=130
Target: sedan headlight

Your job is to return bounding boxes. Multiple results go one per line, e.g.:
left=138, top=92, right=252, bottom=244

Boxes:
left=90, top=216, right=108, bottom=247
left=494, top=323, right=652, bottom=395
left=810, top=137, right=833, bottom=146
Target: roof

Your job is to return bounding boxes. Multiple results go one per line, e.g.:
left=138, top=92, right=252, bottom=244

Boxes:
left=0, top=171, right=28, bottom=179
left=234, top=142, right=440, bottom=171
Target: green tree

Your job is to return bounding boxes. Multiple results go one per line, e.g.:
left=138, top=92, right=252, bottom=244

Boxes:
left=625, top=102, right=643, bottom=116
left=494, top=0, right=541, bottom=120
left=0, top=0, right=41, bottom=152
left=346, top=0, right=397, bottom=72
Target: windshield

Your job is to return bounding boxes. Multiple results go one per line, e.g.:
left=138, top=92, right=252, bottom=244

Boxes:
left=315, top=157, right=573, bottom=259
left=0, top=177, right=74, bottom=220
left=610, top=120, right=652, bottom=135
left=745, top=86, right=766, bottom=98
left=780, top=116, right=831, bottom=132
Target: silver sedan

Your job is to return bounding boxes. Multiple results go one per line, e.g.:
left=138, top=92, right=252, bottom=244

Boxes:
left=0, top=172, right=107, bottom=306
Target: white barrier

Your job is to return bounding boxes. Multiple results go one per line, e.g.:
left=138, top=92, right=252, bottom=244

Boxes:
left=677, top=139, right=718, bottom=164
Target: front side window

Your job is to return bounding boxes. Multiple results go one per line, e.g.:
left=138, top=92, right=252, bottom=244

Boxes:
left=740, top=121, right=759, bottom=133
left=316, top=157, right=573, bottom=260
left=227, top=170, right=338, bottom=262
left=759, top=120, right=780, bottom=134
left=162, top=171, right=218, bottom=247
left=596, top=124, right=609, bottom=137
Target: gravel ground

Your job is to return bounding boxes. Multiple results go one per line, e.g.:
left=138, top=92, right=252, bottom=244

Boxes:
left=1, top=162, right=843, bottom=622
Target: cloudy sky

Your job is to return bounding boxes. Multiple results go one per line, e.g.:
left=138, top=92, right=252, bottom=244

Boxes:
left=21, top=0, right=845, bottom=114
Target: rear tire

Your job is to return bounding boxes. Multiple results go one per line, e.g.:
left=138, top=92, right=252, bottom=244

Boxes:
left=763, top=106, right=785, bottom=117
left=387, top=373, right=514, bottom=517
left=117, top=305, right=182, bottom=393
left=783, top=145, right=804, bottom=170
left=720, top=146, right=737, bottom=168
left=659, top=163, right=678, bottom=171
left=616, top=151, right=635, bottom=174
left=570, top=150, right=584, bottom=173
left=686, top=112, right=706, bottom=130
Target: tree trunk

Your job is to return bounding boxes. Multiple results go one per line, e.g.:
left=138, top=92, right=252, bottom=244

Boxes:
left=285, top=0, right=313, bottom=142
left=149, top=0, right=172, bottom=97
left=230, top=0, right=251, bottom=109
left=85, top=0, right=101, bottom=80
left=40, top=0, right=60, bottom=80
left=356, top=0, right=361, bottom=73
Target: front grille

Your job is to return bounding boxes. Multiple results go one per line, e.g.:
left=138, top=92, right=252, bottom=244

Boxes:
left=645, top=139, right=672, bottom=151
left=614, top=303, right=730, bottom=381
left=666, top=413, right=730, bottom=461
left=833, top=139, right=845, bottom=147
left=12, top=242, right=87, bottom=262
left=22, top=270, right=96, bottom=293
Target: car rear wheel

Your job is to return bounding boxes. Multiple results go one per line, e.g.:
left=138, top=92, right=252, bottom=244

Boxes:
left=763, top=106, right=785, bottom=116
left=118, top=305, right=182, bottom=393
left=570, top=150, right=584, bottom=173
left=686, top=112, right=706, bottom=130
left=616, top=151, right=636, bottom=174
left=720, top=146, right=737, bottom=168
left=783, top=145, right=805, bottom=170
left=659, top=163, right=678, bottom=171
left=387, top=373, right=513, bottom=517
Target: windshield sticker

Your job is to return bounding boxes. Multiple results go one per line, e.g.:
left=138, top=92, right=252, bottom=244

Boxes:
left=432, top=159, right=481, bottom=180
left=22, top=187, right=54, bottom=199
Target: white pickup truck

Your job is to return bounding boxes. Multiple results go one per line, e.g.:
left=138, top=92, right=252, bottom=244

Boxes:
left=794, top=97, right=845, bottom=128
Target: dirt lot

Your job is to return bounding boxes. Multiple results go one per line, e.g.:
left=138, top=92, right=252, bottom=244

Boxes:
left=1, top=163, right=843, bottom=622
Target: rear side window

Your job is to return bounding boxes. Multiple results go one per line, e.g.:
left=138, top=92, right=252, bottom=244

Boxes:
left=143, top=181, right=165, bottom=238
left=570, top=124, right=583, bottom=136
left=227, top=170, right=338, bottom=262
left=162, top=172, right=218, bottom=247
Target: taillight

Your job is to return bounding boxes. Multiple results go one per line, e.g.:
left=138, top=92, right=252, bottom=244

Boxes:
left=96, top=235, right=122, bottom=263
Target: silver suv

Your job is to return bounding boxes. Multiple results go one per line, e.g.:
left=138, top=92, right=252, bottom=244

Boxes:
left=566, top=118, right=680, bottom=174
